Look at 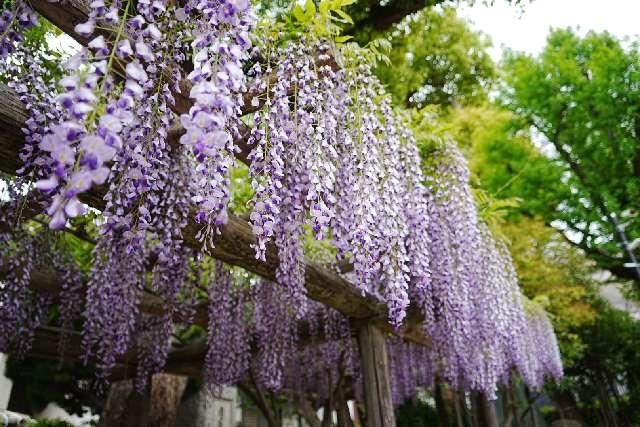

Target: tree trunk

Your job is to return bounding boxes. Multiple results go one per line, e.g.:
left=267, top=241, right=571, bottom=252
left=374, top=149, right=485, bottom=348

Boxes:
left=553, top=389, right=585, bottom=424
left=470, top=393, right=498, bottom=427
left=238, top=372, right=282, bottom=427
left=595, top=374, right=618, bottom=427
left=504, top=381, right=521, bottom=427
left=321, top=401, right=333, bottom=427
left=7, top=381, right=36, bottom=416
left=148, top=374, right=188, bottom=427
left=356, top=324, right=396, bottom=427
left=296, top=398, right=321, bottom=427
left=335, top=382, right=354, bottom=427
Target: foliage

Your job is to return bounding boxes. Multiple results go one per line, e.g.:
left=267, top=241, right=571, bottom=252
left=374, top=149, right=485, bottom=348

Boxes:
left=445, top=105, right=568, bottom=221
left=501, top=28, right=640, bottom=284
left=558, top=299, right=640, bottom=424
left=395, top=393, right=440, bottom=427
left=27, top=420, right=75, bottom=427
left=375, top=7, right=496, bottom=107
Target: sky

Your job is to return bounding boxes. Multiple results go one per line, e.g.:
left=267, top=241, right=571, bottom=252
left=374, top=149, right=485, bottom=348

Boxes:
left=458, top=0, right=640, bottom=62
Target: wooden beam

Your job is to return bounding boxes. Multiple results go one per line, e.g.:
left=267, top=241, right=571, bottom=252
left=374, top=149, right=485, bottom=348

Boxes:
left=356, top=325, right=396, bottom=427
left=0, top=83, right=429, bottom=345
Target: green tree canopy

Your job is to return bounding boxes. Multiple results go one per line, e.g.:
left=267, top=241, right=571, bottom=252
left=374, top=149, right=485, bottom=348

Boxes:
left=375, top=7, right=496, bottom=107
left=501, top=29, right=640, bottom=285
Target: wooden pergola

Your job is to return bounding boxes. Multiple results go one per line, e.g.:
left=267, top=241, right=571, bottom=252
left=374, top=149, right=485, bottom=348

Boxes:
left=0, top=1, right=451, bottom=425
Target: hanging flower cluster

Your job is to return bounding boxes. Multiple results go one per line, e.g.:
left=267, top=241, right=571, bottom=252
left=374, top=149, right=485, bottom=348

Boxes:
left=521, top=302, right=564, bottom=388
left=0, top=0, right=37, bottom=60
left=283, top=300, right=359, bottom=404
left=416, top=142, right=563, bottom=399
left=247, top=43, right=433, bottom=326
left=180, top=0, right=254, bottom=249
left=205, top=261, right=250, bottom=390
left=387, top=338, right=435, bottom=407
left=246, top=41, right=349, bottom=316
left=0, top=203, right=74, bottom=360
left=253, top=280, right=298, bottom=391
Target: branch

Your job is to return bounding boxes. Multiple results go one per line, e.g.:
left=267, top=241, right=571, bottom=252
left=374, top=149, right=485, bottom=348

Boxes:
left=349, top=0, right=441, bottom=34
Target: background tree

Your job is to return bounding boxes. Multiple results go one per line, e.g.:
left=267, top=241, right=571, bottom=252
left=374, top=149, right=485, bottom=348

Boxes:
left=375, top=7, right=495, bottom=107
left=502, top=29, right=640, bottom=286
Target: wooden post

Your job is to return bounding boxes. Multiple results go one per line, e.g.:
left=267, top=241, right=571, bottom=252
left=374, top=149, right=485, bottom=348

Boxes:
left=480, top=394, right=498, bottom=427
left=453, top=391, right=465, bottom=427
left=434, top=381, right=451, bottom=426
left=357, top=324, right=396, bottom=427
left=99, top=380, right=151, bottom=427
left=471, top=392, right=498, bottom=427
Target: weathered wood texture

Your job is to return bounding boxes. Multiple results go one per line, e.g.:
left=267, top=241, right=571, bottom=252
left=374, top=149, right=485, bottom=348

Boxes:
left=99, top=379, right=151, bottom=427
left=0, top=82, right=428, bottom=345
left=356, top=324, right=396, bottom=427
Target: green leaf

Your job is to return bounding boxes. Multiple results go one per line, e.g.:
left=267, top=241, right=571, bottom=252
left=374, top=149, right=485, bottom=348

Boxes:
left=292, top=4, right=306, bottom=22
left=305, top=0, right=316, bottom=19
left=335, top=35, right=353, bottom=43
left=319, top=0, right=330, bottom=14
left=333, top=9, right=353, bottom=24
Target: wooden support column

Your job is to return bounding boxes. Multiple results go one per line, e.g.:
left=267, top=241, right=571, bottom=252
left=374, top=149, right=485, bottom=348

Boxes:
left=471, top=392, right=498, bottom=427
left=453, top=391, right=465, bottom=427
left=434, top=381, right=451, bottom=426
left=356, top=324, right=396, bottom=427
left=480, top=394, right=499, bottom=427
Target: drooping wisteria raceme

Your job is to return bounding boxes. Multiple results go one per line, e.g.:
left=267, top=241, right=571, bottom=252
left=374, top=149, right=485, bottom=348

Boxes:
left=0, top=0, right=37, bottom=59
left=246, top=40, right=349, bottom=317
left=0, top=211, right=63, bottom=360
left=521, top=301, right=564, bottom=389
left=54, top=250, right=85, bottom=360
left=180, top=0, right=255, bottom=249
left=283, top=300, right=359, bottom=405
left=247, top=39, right=421, bottom=325
left=420, top=142, right=478, bottom=391
left=388, top=337, right=435, bottom=407
left=205, top=261, right=250, bottom=390
left=253, top=280, right=297, bottom=391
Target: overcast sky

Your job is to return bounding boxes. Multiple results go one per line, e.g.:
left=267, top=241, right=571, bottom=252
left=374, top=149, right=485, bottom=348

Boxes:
left=458, top=0, right=640, bottom=61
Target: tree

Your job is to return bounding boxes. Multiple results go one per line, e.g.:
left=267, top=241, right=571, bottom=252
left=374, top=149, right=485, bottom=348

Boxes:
left=375, top=7, right=496, bottom=107
left=502, top=29, right=640, bottom=286
left=445, top=105, right=568, bottom=220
